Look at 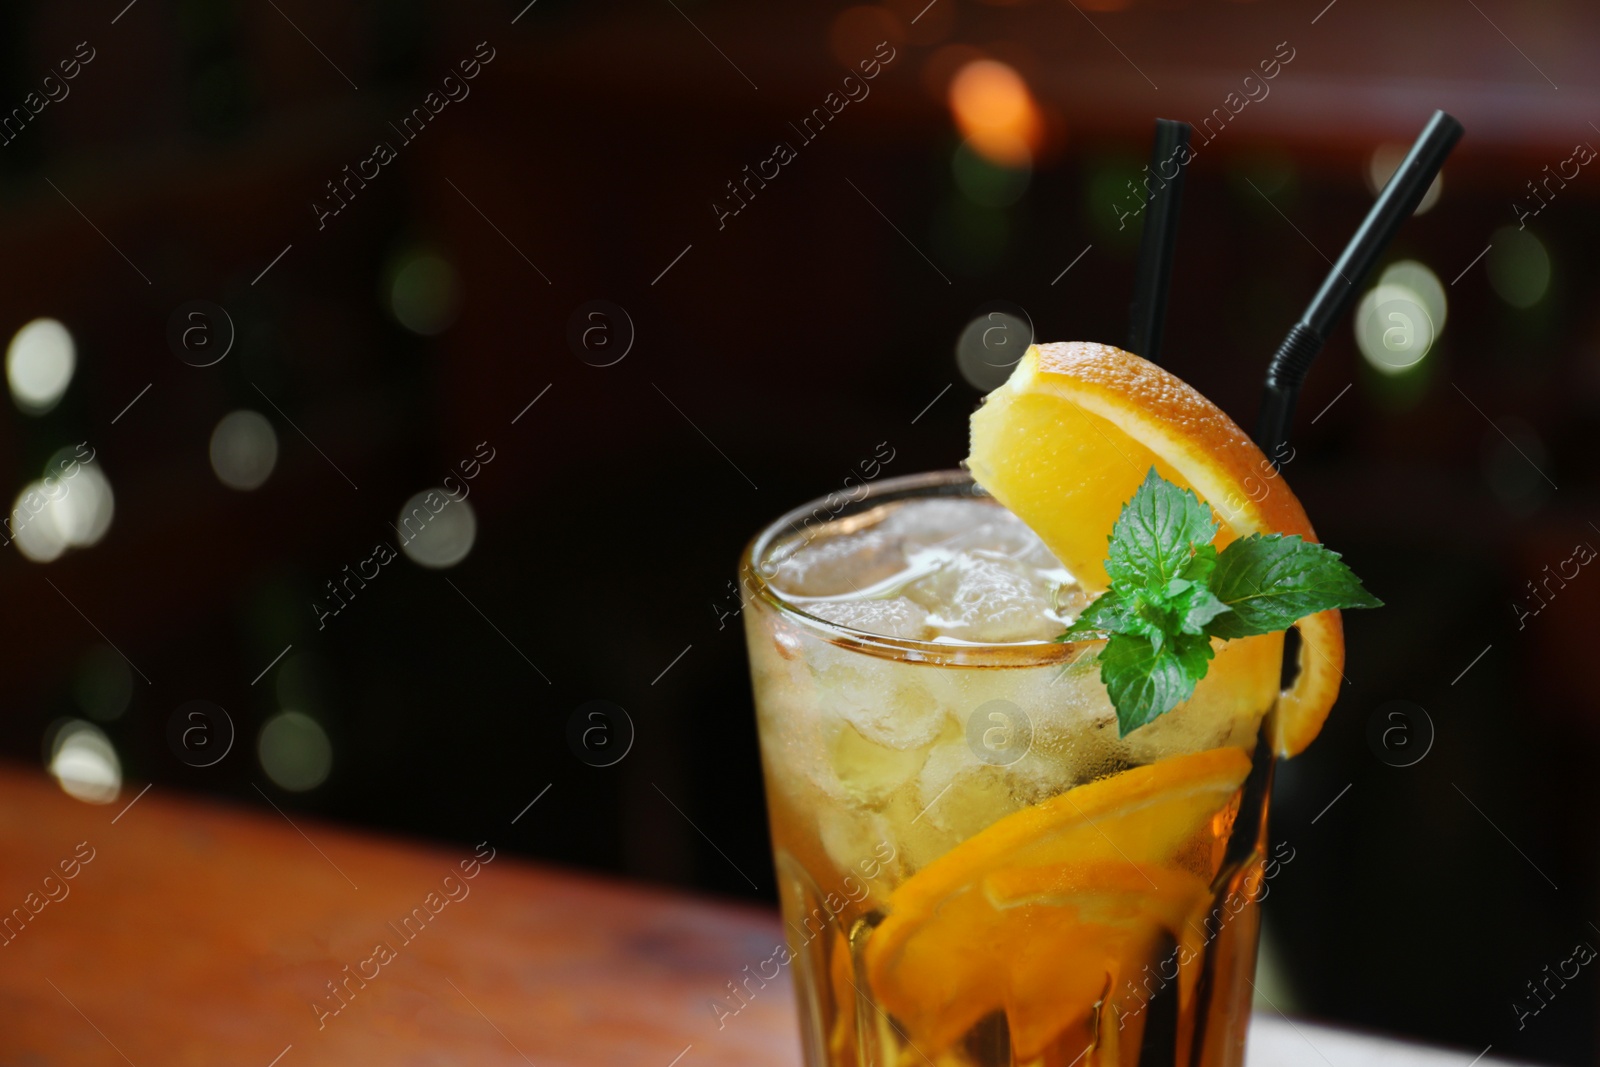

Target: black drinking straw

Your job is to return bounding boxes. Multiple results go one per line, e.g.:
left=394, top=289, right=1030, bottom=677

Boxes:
left=1127, top=119, right=1192, bottom=364
left=1255, top=109, right=1463, bottom=459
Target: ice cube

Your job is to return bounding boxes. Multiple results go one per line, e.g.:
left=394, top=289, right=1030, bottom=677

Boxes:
left=911, top=741, right=1065, bottom=838
left=908, top=551, right=1060, bottom=643
left=811, top=656, right=949, bottom=751
left=960, top=513, right=1051, bottom=560
left=818, top=809, right=902, bottom=902
left=878, top=499, right=988, bottom=544
left=828, top=722, right=927, bottom=804
left=772, top=530, right=906, bottom=596
left=806, top=596, right=930, bottom=640
left=882, top=500, right=1041, bottom=557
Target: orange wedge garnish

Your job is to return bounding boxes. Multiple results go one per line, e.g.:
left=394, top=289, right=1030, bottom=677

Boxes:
left=967, top=341, right=1345, bottom=757
left=863, top=748, right=1250, bottom=1058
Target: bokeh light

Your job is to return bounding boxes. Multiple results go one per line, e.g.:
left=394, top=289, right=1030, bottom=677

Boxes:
left=210, top=410, right=279, bottom=491
left=1355, top=261, right=1446, bottom=376
left=1379, top=260, right=1447, bottom=332
left=7, top=318, right=75, bottom=415
left=388, top=251, right=461, bottom=335
left=258, top=710, right=333, bottom=792
left=1355, top=283, right=1436, bottom=375
left=955, top=304, right=1033, bottom=391
left=396, top=489, right=478, bottom=569
left=74, top=645, right=134, bottom=722
left=47, top=448, right=113, bottom=548
left=948, top=60, right=1040, bottom=166
left=1366, top=144, right=1442, bottom=214
left=10, top=451, right=114, bottom=563
left=952, top=141, right=1031, bottom=208
left=47, top=719, right=121, bottom=804
left=1487, top=226, right=1551, bottom=308
left=12, top=481, right=68, bottom=562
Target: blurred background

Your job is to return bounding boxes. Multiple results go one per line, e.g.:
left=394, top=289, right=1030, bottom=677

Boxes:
left=1, top=0, right=1597, bottom=1061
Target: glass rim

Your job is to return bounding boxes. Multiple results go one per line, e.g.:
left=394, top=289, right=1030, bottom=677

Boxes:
left=739, top=469, right=1096, bottom=668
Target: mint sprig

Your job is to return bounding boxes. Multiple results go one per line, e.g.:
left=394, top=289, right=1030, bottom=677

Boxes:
left=1061, top=469, right=1381, bottom=737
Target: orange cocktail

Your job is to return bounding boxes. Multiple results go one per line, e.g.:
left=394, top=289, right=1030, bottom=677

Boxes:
left=741, top=344, right=1350, bottom=1066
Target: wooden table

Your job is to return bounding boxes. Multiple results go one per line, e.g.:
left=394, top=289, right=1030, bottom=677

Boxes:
left=0, top=767, right=1533, bottom=1066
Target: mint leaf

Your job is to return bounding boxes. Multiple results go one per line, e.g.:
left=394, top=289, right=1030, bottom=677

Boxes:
left=1166, top=580, right=1231, bottom=634
left=1056, top=470, right=1381, bottom=739
left=1098, top=631, right=1215, bottom=735
left=1063, top=587, right=1144, bottom=639
left=1104, top=469, right=1218, bottom=587
left=1178, top=543, right=1219, bottom=585
left=1065, top=580, right=1230, bottom=650
left=1205, top=533, right=1383, bottom=639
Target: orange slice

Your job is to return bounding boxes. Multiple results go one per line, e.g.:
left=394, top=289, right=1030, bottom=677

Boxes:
left=967, top=341, right=1344, bottom=757
left=863, top=748, right=1249, bottom=1057
left=987, top=862, right=1214, bottom=1062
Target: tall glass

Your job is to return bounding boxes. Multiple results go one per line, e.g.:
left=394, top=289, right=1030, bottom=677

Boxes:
left=740, top=471, right=1283, bottom=1067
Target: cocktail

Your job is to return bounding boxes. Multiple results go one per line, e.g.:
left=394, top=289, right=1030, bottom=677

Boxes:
left=742, top=343, right=1370, bottom=1066
left=738, top=110, right=1458, bottom=1066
